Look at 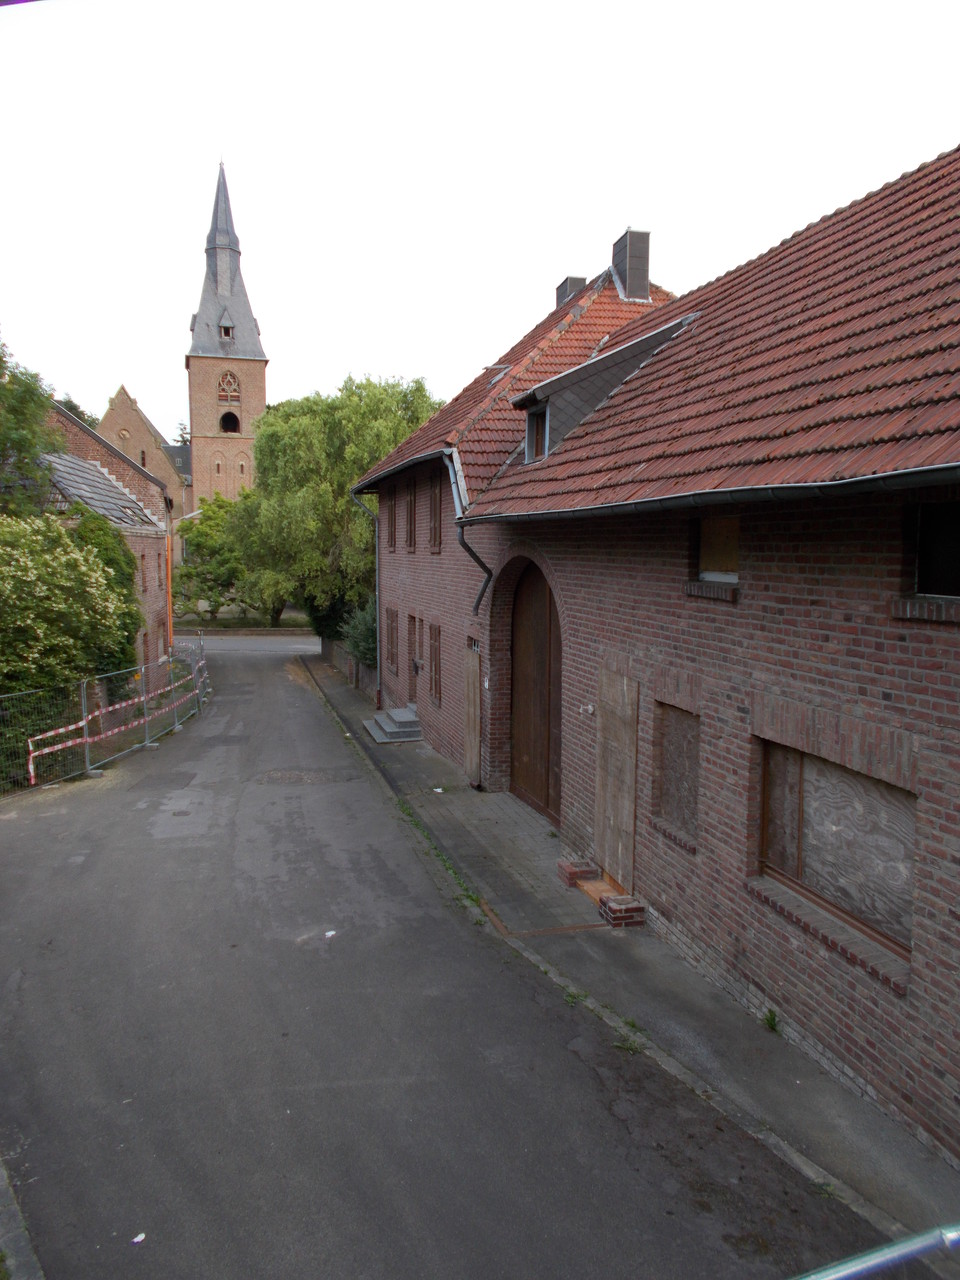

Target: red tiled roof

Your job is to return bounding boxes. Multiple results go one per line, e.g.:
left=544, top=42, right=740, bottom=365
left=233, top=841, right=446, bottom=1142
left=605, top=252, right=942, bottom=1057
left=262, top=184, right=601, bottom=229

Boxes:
left=466, top=146, right=960, bottom=521
left=354, top=273, right=672, bottom=501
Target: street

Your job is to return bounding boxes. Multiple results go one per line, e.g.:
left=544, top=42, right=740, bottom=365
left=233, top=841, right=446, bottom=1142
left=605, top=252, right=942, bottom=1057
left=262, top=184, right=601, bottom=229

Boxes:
left=0, top=635, right=894, bottom=1278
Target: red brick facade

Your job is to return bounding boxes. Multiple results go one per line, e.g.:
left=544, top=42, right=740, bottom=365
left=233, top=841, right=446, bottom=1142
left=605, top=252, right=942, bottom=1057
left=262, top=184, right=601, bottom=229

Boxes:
left=186, top=355, right=263, bottom=506
left=376, top=477, right=960, bottom=1164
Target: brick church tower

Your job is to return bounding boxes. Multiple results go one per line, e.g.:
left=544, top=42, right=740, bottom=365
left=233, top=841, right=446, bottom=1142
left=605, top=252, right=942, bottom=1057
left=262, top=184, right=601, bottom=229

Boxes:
left=186, top=165, right=267, bottom=508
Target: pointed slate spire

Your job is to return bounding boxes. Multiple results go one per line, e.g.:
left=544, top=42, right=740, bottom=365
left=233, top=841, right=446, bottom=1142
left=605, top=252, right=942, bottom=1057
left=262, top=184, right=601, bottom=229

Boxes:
left=188, top=164, right=266, bottom=360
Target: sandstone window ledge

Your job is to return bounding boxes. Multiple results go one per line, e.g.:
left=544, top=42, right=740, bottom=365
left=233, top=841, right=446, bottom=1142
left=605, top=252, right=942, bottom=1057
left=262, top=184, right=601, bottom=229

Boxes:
left=746, top=876, right=909, bottom=996
left=891, top=595, right=960, bottom=624
left=685, top=580, right=738, bottom=603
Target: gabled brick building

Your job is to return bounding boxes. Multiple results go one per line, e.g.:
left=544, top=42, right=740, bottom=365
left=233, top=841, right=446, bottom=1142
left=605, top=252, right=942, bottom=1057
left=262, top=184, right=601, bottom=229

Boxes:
left=47, top=402, right=173, bottom=666
left=355, top=150, right=960, bottom=1163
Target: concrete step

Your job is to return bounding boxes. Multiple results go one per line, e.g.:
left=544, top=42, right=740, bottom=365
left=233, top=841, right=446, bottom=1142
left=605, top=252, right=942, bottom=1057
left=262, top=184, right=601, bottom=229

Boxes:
left=363, top=704, right=422, bottom=744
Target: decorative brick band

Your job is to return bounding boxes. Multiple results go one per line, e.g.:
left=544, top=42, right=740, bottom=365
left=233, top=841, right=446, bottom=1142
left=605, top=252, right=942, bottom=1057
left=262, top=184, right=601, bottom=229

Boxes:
left=746, top=878, right=909, bottom=996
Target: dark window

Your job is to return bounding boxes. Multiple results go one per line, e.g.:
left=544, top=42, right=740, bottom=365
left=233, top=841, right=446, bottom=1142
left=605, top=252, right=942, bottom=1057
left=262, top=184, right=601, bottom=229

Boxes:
left=157, top=552, right=163, bottom=588
left=140, top=554, right=146, bottom=591
left=762, top=743, right=915, bottom=954
left=430, top=473, right=442, bottom=552
left=527, top=408, right=547, bottom=461
left=916, top=502, right=960, bottom=596
left=406, top=479, right=416, bottom=551
left=220, top=325, right=234, bottom=340
left=429, top=623, right=441, bottom=702
left=219, top=412, right=240, bottom=433
left=140, top=450, right=146, bottom=467
left=386, top=488, right=396, bottom=551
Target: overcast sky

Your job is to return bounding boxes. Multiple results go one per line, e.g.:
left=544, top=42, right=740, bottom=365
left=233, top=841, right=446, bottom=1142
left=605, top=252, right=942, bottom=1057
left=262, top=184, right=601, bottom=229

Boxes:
left=2, top=0, right=959, bottom=441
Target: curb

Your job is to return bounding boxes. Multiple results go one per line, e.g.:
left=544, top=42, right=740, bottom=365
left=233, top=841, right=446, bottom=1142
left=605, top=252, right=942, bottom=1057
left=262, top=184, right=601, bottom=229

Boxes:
left=0, top=1163, right=43, bottom=1280
left=300, top=657, right=960, bottom=1279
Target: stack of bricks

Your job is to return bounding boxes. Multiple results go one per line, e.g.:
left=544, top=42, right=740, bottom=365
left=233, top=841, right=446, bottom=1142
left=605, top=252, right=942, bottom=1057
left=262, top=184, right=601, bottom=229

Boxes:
left=557, top=859, right=600, bottom=888
left=598, top=893, right=646, bottom=928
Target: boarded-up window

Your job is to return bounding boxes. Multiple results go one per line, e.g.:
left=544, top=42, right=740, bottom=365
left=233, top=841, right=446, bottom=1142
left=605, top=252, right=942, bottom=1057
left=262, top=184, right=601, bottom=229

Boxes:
left=430, top=473, right=442, bottom=552
left=699, top=515, right=739, bottom=581
left=656, top=704, right=700, bottom=844
left=763, top=744, right=915, bottom=951
left=406, top=479, right=416, bottom=551
left=384, top=607, right=398, bottom=672
left=429, top=623, right=441, bottom=702
left=386, top=488, right=396, bottom=551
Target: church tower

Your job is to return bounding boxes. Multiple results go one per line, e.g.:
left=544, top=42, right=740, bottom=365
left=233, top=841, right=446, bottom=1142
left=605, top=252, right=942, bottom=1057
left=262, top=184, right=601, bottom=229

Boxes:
left=186, top=164, right=267, bottom=508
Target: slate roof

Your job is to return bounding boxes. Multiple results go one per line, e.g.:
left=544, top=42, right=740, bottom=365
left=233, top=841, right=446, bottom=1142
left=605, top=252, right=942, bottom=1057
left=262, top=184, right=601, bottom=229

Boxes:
left=354, top=271, right=672, bottom=503
left=466, top=146, right=960, bottom=522
left=188, top=165, right=266, bottom=362
left=45, top=454, right=162, bottom=529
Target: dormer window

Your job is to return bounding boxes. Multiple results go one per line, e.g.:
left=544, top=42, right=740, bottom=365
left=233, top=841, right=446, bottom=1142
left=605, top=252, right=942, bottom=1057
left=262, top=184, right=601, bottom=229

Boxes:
left=525, top=407, right=548, bottom=462
left=220, top=325, right=234, bottom=340
left=218, top=308, right=235, bottom=342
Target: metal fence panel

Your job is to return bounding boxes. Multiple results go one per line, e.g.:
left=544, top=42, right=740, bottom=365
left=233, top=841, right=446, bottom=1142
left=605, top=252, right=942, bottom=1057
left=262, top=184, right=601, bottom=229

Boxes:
left=0, top=634, right=209, bottom=797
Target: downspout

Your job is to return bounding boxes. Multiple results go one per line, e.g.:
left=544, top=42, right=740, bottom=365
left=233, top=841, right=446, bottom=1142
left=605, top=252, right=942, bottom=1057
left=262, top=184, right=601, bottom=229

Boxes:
left=350, top=491, right=381, bottom=709
left=443, top=451, right=493, bottom=616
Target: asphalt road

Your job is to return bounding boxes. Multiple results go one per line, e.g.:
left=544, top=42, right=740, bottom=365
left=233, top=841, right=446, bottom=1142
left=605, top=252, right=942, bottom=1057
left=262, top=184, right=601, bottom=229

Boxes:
left=0, top=635, right=896, bottom=1278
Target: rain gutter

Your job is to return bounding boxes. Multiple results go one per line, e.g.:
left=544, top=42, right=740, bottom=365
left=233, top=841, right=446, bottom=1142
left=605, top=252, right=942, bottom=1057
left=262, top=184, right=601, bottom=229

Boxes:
left=458, top=463, right=960, bottom=526
left=441, top=449, right=493, bottom=616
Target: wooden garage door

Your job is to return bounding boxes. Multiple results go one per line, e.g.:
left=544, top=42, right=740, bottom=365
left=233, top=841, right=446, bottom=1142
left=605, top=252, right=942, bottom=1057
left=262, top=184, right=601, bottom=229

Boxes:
left=510, top=564, right=561, bottom=823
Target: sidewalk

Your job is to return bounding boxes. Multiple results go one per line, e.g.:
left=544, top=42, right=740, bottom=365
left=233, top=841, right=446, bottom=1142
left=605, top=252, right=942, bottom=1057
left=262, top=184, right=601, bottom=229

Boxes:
left=302, top=655, right=960, bottom=1276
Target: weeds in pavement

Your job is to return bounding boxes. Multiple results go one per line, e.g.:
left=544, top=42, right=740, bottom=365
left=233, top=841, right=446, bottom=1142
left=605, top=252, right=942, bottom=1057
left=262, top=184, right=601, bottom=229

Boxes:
left=763, top=1008, right=780, bottom=1034
left=396, top=797, right=481, bottom=907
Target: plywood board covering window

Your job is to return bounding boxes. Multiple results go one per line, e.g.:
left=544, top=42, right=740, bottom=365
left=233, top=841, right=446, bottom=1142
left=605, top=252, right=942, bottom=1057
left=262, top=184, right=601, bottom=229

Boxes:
left=429, top=624, right=441, bottom=702
left=699, top=515, right=739, bottom=581
left=384, top=607, right=398, bottom=672
left=763, top=744, right=914, bottom=952
left=406, top=479, right=416, bottom=551
left=429, top=473, right=442, bottom=552
left=386, top=488, right=396, bottom=551
left=656, top=704, right=700, bottom=843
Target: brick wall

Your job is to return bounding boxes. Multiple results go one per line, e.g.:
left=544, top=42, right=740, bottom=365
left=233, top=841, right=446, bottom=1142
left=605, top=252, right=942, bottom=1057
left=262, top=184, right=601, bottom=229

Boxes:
left=376, top=473, right=960, bottom=1162
left=49, top=407, right=169, bottom=529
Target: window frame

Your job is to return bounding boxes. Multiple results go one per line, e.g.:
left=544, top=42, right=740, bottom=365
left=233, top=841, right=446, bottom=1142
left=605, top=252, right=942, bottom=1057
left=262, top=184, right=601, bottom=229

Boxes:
left=385, top=487, right=396, bottom=552
left=760, top=742, right=914, bottom=960
left=525, top=406, right=548, bottom=462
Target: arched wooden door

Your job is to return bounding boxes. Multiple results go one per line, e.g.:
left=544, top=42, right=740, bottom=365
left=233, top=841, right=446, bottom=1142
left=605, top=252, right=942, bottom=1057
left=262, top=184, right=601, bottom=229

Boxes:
left=510, top=564, right=561, bottom=823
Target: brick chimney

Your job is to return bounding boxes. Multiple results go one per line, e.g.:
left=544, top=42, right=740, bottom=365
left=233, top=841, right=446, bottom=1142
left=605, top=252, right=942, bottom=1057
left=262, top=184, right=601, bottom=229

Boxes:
left=555, top=276, right=587, bottom=308
left=612, top=229, right=650, bottom=301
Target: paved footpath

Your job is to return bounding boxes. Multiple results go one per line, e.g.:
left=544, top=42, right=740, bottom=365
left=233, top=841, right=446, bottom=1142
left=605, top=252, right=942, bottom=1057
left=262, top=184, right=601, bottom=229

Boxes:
left=0, top=634, right=954, bottom=1278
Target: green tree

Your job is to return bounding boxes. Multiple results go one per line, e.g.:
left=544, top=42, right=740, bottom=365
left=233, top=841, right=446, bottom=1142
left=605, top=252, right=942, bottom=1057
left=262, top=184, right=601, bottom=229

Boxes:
left=174, top=494, right=244, bottom=621
left=58, top=395, right=100, bottom=430
left=0, top=514, right=131, bottom=692
left=66, top=504, right=143, bottom=672
left=0, top=343, right=63, bottom=516
left=246, top=376, right=441, bottom=629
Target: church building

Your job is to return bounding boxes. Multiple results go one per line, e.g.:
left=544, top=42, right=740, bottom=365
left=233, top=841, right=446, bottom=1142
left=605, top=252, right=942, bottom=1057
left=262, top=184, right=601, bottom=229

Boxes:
left=185, top=164, right=267, bottom=507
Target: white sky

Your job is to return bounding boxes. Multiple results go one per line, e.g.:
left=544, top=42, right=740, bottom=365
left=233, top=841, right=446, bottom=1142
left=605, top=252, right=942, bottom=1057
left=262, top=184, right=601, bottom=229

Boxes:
left=2, top=0, right=959, bottom=441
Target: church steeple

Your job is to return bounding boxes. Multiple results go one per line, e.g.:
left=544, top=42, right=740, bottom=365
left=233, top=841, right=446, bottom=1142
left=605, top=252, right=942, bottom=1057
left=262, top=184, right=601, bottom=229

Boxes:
left=185, top=165, right=267, bottom=511
left=188, top=164, right=266, bottom=360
